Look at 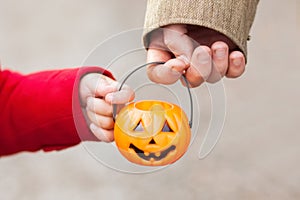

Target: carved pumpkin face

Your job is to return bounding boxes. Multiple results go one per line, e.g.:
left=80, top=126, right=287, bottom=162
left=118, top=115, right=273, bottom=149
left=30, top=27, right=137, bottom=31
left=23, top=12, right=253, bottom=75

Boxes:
left=114, top=100, right=191, bottom=166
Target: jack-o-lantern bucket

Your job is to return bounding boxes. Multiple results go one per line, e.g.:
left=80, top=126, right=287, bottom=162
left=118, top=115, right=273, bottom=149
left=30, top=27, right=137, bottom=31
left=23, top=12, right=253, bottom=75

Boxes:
left=113, top=62, right=193, bottom=166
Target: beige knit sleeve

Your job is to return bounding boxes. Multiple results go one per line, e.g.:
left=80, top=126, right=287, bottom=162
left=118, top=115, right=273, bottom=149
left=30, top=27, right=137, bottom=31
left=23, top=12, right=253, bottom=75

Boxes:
left=143, top=0, right=260, bottom=57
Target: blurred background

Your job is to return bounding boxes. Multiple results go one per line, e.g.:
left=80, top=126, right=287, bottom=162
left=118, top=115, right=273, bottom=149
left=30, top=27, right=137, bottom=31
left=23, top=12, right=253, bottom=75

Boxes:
left=0, top=0, right=299, bottom=199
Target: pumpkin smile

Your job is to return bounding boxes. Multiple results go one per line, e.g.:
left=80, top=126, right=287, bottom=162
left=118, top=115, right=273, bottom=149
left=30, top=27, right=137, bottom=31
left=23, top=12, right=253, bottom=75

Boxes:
left=129, top=143, right=176, bottom=161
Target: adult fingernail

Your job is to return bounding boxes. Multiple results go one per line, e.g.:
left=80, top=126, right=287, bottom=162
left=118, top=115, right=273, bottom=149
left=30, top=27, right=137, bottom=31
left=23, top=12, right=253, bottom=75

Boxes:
left=199, top=51, right=210, bottom=64
left=215, top=48, right=226, bottom=59
left=233, top=58, right=242, bottom=66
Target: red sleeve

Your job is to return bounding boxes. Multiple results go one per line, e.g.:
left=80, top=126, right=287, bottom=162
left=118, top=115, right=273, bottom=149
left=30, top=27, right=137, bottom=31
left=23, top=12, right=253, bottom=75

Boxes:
left=0, top=66, right=114, bottom=156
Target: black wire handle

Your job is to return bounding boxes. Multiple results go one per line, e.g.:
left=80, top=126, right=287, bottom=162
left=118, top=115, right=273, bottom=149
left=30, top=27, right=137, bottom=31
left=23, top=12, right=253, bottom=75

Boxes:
left=113, top=61, right=193, bottom=128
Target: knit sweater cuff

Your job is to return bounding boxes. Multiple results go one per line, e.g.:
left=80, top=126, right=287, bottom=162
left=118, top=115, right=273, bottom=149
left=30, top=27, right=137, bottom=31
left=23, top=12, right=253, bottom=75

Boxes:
left=143, top=0, right=259, bottom=58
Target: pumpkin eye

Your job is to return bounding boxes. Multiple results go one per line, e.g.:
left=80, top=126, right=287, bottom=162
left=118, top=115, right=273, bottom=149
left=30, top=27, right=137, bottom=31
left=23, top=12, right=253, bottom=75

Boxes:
left=133, top=121, right=144, bottom=131
left=162, top=121, right=173, bottom=132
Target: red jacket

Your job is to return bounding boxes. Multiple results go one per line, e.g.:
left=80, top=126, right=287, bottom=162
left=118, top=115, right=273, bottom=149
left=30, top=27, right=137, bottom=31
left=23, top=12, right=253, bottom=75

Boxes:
left=0, top=66, right=113, bottom=156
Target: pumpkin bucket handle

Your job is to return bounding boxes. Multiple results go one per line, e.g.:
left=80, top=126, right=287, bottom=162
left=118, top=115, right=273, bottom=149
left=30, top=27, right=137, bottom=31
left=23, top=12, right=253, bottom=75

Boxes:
left=113, top=61, right=193, bottom=128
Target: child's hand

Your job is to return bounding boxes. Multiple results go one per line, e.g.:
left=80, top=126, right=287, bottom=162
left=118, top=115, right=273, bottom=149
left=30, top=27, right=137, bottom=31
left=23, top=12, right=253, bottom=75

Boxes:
left=79, top=73, right=134, bottom=142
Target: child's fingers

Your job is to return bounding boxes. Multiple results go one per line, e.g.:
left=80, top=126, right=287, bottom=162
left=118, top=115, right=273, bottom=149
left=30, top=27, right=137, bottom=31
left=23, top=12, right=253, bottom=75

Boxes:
left=94, top=76, right=119, bottom=97
left=90, top=123, right=114, bottom=142
left=86, top=109, right=114, bottom=130
left=86, top=97, right=112, bottom=117
left=105, top=84, right=135, bottom=104
left=80, top=73, right=117, bottom=107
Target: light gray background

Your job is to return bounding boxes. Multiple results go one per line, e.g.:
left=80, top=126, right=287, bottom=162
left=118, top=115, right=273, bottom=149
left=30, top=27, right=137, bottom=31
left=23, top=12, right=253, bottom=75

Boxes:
left=0, top=0, right=299, bottom=199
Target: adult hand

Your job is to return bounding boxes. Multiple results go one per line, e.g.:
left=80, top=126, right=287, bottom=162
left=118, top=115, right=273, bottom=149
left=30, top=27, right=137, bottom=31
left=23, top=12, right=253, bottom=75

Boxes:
left=146, top=24, right=246, bottom=87
left=79, top=73, right=134, bottom=142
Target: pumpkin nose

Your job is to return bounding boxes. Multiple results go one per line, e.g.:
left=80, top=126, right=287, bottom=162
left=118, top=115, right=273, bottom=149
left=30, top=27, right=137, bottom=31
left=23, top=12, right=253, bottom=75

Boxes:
left=149, top=138, right=156, bottom=144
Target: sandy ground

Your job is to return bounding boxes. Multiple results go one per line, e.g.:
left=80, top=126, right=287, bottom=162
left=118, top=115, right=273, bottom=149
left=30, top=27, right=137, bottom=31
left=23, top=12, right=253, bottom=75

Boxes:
left=0, top=0, right=299, bottom=199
